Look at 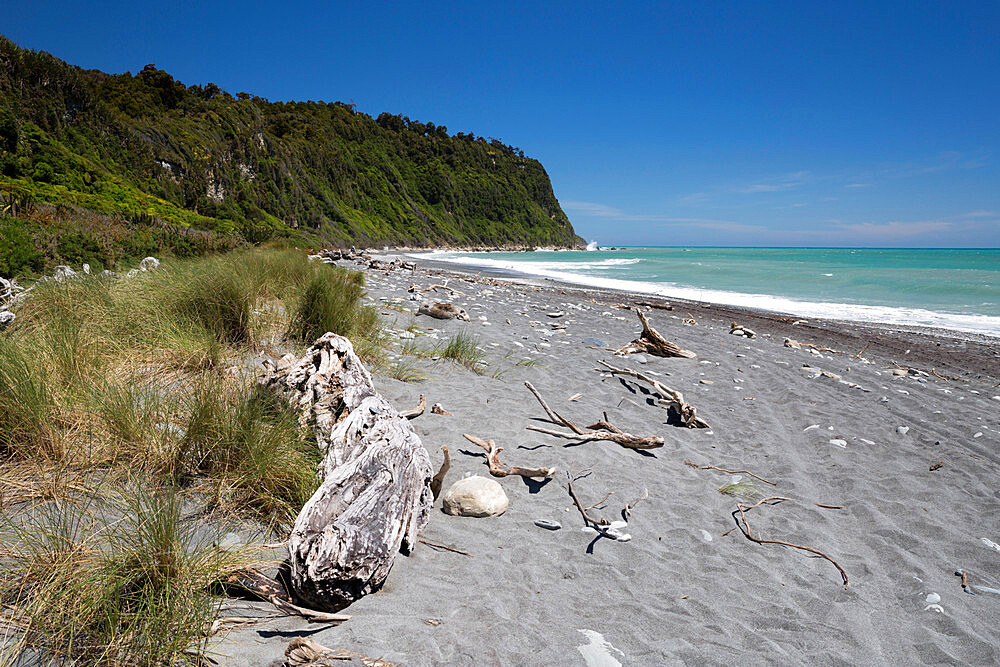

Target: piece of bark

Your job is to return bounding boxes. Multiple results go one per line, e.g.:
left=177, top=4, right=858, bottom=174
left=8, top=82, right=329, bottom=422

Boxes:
left=462, top=433, right=556, bottom=478
left=262, top=334, right=433, bottom=612
left=400, top=394, right=426, bottom=419
left=430, top=445, right=450, bottom=499
left=615, top=310, right=696, bottom=359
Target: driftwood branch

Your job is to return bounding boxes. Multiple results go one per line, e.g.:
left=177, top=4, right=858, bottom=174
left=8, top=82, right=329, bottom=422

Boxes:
left=400, top=394, right=426, bottom=419
left=408, top=281, right=468, bottom=297
left=462, top=433, right=556, bottom=478
left=684, top=460, right=776, bottom=485
left=270, top=596, right=351, bottom=624
left=566, top=470, right=610, bottom=527
left=524, top=382, right=664, bottom=449
left=431, top=402, right=453, bottom=415
left=598, top=360, right=710, bottom=428
left=624, top=488, right=649, bottom=520
left=430, top=445, right=450, bottom=499
left=733, top=497, right=849, bottom=589
left=614, top=310, right=696, bottom=358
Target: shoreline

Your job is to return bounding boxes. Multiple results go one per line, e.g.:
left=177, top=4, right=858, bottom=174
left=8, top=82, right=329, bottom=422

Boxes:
left=393, top=248, right=1000, bottom=343
left=380, top=250, right=1000, bottom=383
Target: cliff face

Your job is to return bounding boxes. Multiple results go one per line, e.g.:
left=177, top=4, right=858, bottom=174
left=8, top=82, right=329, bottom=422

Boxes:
left=0, top=36, right=582, bottom=247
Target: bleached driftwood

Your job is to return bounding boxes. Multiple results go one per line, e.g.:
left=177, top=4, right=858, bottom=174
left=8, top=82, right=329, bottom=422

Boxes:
left=431, top=445, right=450, bottom=499
left=523, top=381, right=664, bottom=449
left=400, top=394, right=426, bottom=419
left=615, top=310, right=696, bottom=359
left=598, top=360, right=710, bottom=429
left=462, top=433, right=556, bottom=478
left=416, top=301, right=470, bottom=321
left=262, top=334, right=433, bottom=611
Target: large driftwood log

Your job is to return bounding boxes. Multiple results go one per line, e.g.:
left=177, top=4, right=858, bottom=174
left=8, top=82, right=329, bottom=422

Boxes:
left=262, top=334, right=433, bottom=611
left=598, top=360, right=710, bottom=428
left=615, top=310, right=696, bottom=359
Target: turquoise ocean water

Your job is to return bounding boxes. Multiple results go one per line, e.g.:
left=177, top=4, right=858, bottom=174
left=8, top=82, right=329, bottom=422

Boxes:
left=415, top=248, right=1000, bottom=337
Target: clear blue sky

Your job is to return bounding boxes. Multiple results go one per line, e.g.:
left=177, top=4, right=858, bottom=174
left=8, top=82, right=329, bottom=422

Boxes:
left=5, top=1, right=999, bottom=247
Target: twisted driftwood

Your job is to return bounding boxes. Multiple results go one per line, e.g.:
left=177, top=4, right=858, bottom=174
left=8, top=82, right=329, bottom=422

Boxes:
left=524, top=382, right=663, bottom=449
left=598, top=360, right=710, bottom=428
left=400, top=394, right=426, bottom=419
left=462, top=433, right=556, bottom=478
left=615, top=310, right=696, bottom=358
left=261, top=334, right=433, bottom=611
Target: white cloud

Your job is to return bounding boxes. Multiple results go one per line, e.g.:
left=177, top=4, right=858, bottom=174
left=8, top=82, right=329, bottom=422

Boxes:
left=963, top=210, right=996, bottom=218
left=844, top=183, right=871, bottom=188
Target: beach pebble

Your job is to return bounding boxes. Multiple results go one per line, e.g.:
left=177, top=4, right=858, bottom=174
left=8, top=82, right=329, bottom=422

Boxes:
left=442, top=476, right=508, bottom=517
left=829, top=439, right=847, bottom=447
left=896, top=426, right=910, bottom=435
left=631, top=354, right=647, bottom=364
left=992, top=396, right=1000, bottom=402
left=784, top=338, right=801, bottom=349
left=534, top=519, right=562, bottom=531
left=699, top=529, right=713, bottom=542
left=700, top=380, right=714, bottom=385
left=547, top=311, right=565, bottom=318
left=926, top=593, right=941, bottom=604
left=582, top=337, right=607, bottom=347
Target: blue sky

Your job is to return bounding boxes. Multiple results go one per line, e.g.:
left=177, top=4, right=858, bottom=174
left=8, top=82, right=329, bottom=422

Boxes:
left=5, top=1, right=999, bottom=247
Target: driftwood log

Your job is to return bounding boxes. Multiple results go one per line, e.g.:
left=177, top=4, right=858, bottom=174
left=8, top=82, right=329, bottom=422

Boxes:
left=261, top=334, right=433, bottom=611
left=598, top=360, right=710, bottom=428
left=416, top=301, right=470, bottom=321
left=615, top=310, right=696, bottom=358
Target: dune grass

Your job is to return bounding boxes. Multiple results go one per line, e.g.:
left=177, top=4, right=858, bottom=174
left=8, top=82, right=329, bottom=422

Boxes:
left=436, top=331, right=486, bottom=373
left=0, top=246, right=382, bottom=662
left=0, top=487, right=245, bottom=666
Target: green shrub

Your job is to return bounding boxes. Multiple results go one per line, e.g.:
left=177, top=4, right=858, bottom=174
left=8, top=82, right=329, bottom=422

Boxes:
left=0, top=219, right=44, bottom=276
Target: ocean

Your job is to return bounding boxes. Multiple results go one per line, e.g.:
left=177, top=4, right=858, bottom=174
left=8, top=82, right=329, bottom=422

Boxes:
left=412, top=247, right=1000, bottom=337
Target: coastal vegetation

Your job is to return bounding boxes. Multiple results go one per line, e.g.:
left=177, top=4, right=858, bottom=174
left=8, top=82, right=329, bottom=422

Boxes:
left=0, top=247, right=380, bottom=663
left=0, top=34, right=581, bottom=278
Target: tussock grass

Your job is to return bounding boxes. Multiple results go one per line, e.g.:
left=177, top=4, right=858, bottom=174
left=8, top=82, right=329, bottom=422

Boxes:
left=0, top=487, right=242, bottom=666
left=436, top=331, right=486, bottom=373
left=386, top=358, right=427, bottom=383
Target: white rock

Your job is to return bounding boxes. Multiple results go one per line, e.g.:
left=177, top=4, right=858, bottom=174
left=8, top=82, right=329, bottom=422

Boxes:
left=897, top=426, right=910, bottom=435
left=829, top=439, right=847, bottom=448
left=139, top=256, right=161, bottom=271
left=52, top=265, right=77, bottom=282
left=0, top=311, right=14, bottom=330
left=442, top=476, right=508, bottom=517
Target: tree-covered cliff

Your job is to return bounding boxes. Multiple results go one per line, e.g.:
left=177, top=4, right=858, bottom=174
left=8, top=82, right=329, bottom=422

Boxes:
left=0, top=36, right=582, bottom=248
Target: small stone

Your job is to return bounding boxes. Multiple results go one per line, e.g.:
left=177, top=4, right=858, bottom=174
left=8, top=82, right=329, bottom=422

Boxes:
left=547, top=311, right=565, bottom=318
left=52, top=265, right=77, bottom=282
left=784, top=338, right=801, bottom=349
left=829, top=439, right=848, bottom=448
left=0, top=311, right=14, bottom=330
left=992, top=396, right=1000, bottom=402
left=534, top=519, right=562, bottom=531
left=889, top=369, right=909, bottom=377
left=443, top=476, right=508, bottom=517
left=897, top=426, right=910, bottom=435
left=631, top=354, right=647, bottom=364
left=700, top=380, right=714, bottom=385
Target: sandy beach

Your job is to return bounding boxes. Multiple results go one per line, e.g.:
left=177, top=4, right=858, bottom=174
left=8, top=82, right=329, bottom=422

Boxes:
left=218, top=254, right=1000, bottom=666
